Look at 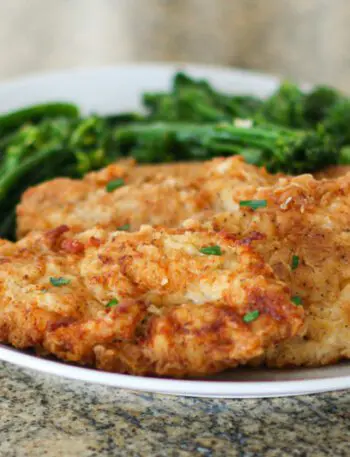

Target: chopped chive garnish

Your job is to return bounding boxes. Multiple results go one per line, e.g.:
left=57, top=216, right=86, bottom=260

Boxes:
left=243, top=310, right=260, bottom=323
left=117, top=224, right=130, bottom=231
left=50, top=277, right=71, bottom=287
left=291, top=296, right=303, bottom=306
left=239, top=199, right=267, bottom=210
left=199, top=245, right=222, bottom=256
left=106, top=298, right=119, bottom=308
left=106, top=178, right=125, bottom=192
left=291, top=255, right=299, bottom=270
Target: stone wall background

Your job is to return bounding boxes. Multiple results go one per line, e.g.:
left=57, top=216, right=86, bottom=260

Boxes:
left=1, top=0, right=350, bottom=90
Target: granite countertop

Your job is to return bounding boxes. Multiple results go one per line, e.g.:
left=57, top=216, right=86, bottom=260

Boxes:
left=0, top=361, right=349, bottom=457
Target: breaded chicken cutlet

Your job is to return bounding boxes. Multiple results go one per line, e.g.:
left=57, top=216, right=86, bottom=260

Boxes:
left=0, top=224, right=303, bottom=377
left=185, top=173, right=350, bottom=368
left=16, top=157, right=277, bottom=238
left=128, top=160, right=203, bottom=181
left=315, top=165, right=350, bottom=179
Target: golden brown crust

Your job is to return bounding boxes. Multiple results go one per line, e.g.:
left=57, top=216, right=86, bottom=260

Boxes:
left=0, top=225, right=303, bottom=377
left=16, top=161, right=208, bottom=236
left=314, top=165, right=350, bottom=179
left=128, top=160, right=204, bottom=181
left=13, top=156, right=350, bottom=371
left=190, top=173, right=350, bottom=367
left=16, top=157, right=277, bottom=238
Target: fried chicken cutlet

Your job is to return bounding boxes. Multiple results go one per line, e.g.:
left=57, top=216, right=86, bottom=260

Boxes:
left=130, top=160, right=203, bottom=181
left=0, top=224, right=303, bottom=377
left=185, top=173, right=350, bottom=367
left=315, top=165, right=350, bottom=179
left=16, top=157, right=277, bottom=238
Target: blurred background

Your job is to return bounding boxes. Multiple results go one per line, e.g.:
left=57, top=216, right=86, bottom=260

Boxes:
left=1, top=0, right=350, bottom=90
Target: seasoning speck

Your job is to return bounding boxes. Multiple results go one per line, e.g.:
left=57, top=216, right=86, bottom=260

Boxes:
left=106, top=298, right=119, bottom=308
left=291, top=255, right=299, bottom=270
left=50, top=277, right=71, bottom=287
left=239, top=200, right=267, bottom=210
left=292, top=296, right=303, bottom=306
left=106, top=178, right=125, bottom=192
left=117, top=224, right=130, bottom=231
left=243, top=310, right=260, bottom=323
left=199, top=245, right=222, bottom=256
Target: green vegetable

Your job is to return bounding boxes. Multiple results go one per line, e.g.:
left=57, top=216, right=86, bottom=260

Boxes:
left=291, top=296, right=303, bottom=306
left=115, top=121, right=338, bottom=173
left=303, top=86, right=340, bottom=126
left=0, top=102, right=79, bottom=137
left=106, top=178, right=125, bottom=192
left=243, top=310, right=260, bottom=323
left=116, top=224, right=130, bottom=231
left=0, top=210, right=16, bottom=240
left=339, top=146, right=350, bottom=165
left=50, top=277, right=71, bottom=287
left=259, top=82, right=305, bottom=128
left=239, top=199, right=267, bottom=210
left=323, top=99, right=350, bottom=147
left=199, top=245, right=222, bottom=256
left=106, top=298, right=119, bottom=308
left=0, top=118, right=73, bottom=175
left=143, top=71, right=262, bottom=123
left=291, top=255, right=299, bottom=270
left=103, top=113, right=145, bottom=126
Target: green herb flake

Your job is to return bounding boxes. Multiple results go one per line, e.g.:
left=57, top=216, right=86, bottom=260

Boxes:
left=243, top=310, right=260, bottom=323
left=199, top=245, right=222, bottom=256
left=239, top=199, right=267, bottom=210
left=117, top=224, right=130, bottom=231
left=291, top=296, right=303, bottom=306
left=291, top=255, right=299, bottom=270
left=106, top=178, right=125, bottom=193
left=50, top=277, right=71, bottom=287
left=106, top=298, right=119, bottom=308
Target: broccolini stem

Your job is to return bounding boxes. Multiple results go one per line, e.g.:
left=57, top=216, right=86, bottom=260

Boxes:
left=0, top=147, right=70, bottom=199
left=0, top=102, right=79, bottom=136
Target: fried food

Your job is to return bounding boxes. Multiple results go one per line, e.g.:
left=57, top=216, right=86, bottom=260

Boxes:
left=16, top=157, right=276, bottom=238
left=314, top=165, right=350, bottom=179
left=186, top=173, right=350, bottom=367
left=0, top=224, right=303, bottom=377
left=129, top=160, right=203, bottom=181
left=16, top=160, right=208, bottom=237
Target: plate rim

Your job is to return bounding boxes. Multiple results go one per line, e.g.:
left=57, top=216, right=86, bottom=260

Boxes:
left=1, top=344, right=349, bottom=398
left=0, top=61, right=281, bottom=88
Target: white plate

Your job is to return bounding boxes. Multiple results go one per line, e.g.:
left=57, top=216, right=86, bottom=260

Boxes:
left=0, top=63, right=349, bottom=398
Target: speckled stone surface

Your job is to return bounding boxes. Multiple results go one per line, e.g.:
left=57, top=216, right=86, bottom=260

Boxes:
left=0, top=361, right=349, bottom=457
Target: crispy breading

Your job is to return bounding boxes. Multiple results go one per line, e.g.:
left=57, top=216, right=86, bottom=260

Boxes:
left=0, top=224, right=303, bottom=377
left=128, top=160, right=203, bottom=181
left=16, top=161, right=208, bottom=237
left=16, top=157, right=276, bottom=238
left=186, top=173, right=350, bottom=367
left=314, top=165, right=350, bottom=179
